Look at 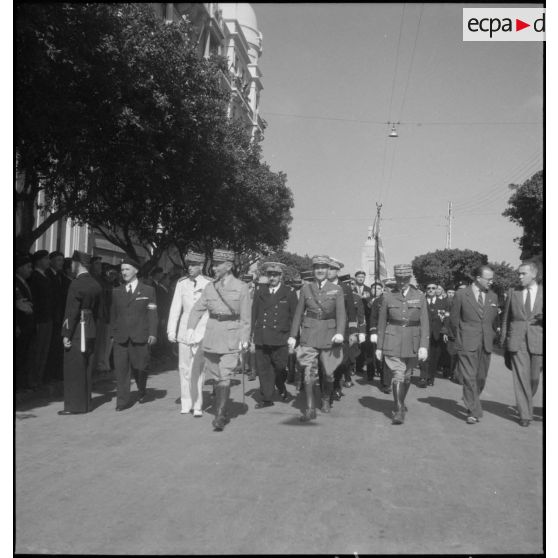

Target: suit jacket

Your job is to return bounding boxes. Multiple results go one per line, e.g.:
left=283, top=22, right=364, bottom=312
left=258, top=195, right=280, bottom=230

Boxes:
left=251, top=283, right=298, bottom=346
left=377, top=286, right=429, bottom=357
left=335, top=280, right=357, bottom=338
left=353, top=284, right=372, bottom=323
left=425, top=296, right=450, bottom=341
left=29, top=269, right=55, bottom=323
left=187, top=275, right=251, bottom=354
left=110, top=282, right=158, bottom=344
left=61, top=272, right=103, bottom=341
left=167, top=275, right=210, bottom=344
left=500, top=285, right=543, bottom=355
left=15, top=274, right=35, bottom=335
left=353, top=292, right=366, bottom=334
left=290, top=280, right=347, bottom=349
left=46, top=268, right=71, bottom=324
left=449, top=286, right=499, bottom=353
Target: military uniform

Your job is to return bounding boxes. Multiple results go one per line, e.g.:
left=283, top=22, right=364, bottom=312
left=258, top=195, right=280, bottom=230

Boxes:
left=369, top=292, right=389, bottom=390
left=377, top=264, right=429, bottom=424
left=167, top=251, right=210, bottom=415
left=251, top=263, right=298, bottom=405
left=59, top=252, right=103, bottom=414
left=186, top=249, right=251, bottom=430
left=290, top=256, right=347, bottom=420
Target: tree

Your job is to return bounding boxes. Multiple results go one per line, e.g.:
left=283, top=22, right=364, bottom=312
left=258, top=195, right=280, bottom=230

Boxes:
left=488, top=261, right=519, bottom=300
left=502, top=170, right=543, bottom=259
left=412, top=249, right=488, bottom=288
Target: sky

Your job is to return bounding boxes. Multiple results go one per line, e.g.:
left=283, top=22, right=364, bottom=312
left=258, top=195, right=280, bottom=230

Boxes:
left=254, top=3, right=543, bottom=275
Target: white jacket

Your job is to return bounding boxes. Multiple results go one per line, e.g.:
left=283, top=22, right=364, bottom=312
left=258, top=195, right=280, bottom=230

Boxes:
left=167, top=275, right=210, bottom=344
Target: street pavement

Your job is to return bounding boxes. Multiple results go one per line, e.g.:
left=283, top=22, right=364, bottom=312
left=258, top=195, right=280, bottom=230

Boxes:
left=16, top=354, right=542, bottom=555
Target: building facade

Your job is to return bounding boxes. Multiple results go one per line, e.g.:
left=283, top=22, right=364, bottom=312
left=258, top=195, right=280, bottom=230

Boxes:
left=27, top=3, right=263, bottom=266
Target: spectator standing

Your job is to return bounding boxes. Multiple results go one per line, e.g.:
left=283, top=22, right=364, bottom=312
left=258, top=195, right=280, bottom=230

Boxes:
left=353, top=270, right=373, bottom=375
left=27, top=250, right=55, bottom=387
left=15, top=254, right=35, bottom=391
left=151, top=266, right=172, bottom=359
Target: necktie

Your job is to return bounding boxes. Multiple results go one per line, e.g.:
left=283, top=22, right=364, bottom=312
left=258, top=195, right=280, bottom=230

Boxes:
left=524, top=288, right=532, bottom=315
left=478, top=291, right=483, bottom=307
left=191, top=278, right=197, bottom=288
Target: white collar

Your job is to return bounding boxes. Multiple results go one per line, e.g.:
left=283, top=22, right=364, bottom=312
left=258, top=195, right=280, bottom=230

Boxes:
left=126, top=278, right=139, bottom=292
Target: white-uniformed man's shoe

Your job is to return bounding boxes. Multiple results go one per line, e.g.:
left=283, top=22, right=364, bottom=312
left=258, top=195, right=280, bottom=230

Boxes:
left=193, top=410, right=203, bottom=417
left=181, top=409, right=191, bottom=414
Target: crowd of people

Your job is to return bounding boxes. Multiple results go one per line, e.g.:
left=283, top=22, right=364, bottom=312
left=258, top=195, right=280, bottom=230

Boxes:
left=15, top=248, right=543, bottom=431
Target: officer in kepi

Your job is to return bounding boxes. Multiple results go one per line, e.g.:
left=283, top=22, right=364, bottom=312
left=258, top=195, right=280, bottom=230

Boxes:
left=185, top=249, right=251, bottom=432
left=375, top=264, right=429, bottom=425
left=58, top=250, right=103, bottom=415
left=289, top=256, right=346, bottom=422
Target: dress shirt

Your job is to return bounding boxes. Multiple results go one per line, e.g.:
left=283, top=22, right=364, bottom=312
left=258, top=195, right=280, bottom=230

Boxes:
left=126, top=278, right=139, bottom=294
left=471, top=283, right=485, bottom=305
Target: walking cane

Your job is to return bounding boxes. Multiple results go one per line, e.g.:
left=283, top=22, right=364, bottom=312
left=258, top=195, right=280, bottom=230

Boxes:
left=80, top=310, right=86, bottom=353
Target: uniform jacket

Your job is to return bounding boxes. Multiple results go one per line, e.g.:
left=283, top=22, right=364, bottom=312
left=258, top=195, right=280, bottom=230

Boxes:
left=167, top=275, right=210, bottom=345
left=333, top=280, right=358, bottom=337
left=290, top=280, right=347, bottom=349
left=187, top=275, right=251, bottom=354
left=251, top=282, right=298, bottom=346
left=110, top=281, right=158, bottom=344
left=368, top=295, right=383, bottom=334
left=500, top=285, right=543, bottom=355
left=29, top=269, right=55, bottom=323
left=425, top=296, right=450, bottom=342
left=449, top=285, right=499, bottom=353
left=352, top=292, right=366, bottom=334
left=46, top=268, right=71, bottom=324
left=377, top=285, right=430, bottom=358
left=61, top=272, right=103, bottom=342
left=15, top=274, right=35, bottom=335
left=353, top=284, right=372, bottom=323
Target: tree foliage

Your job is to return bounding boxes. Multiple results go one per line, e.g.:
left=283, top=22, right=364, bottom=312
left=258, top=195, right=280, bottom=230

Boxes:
left=502, top=170, right=543, bottom=259
left=488, top=261, right=519, bottom=299
left=256, top=250, right=313, bottom=282
left=412, top=249, right=488, bottom=288
left=16, top=3, right=293, bottom=270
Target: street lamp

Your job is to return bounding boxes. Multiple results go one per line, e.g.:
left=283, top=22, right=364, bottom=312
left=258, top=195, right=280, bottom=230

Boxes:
left=388, top=122, right=399, bottom=138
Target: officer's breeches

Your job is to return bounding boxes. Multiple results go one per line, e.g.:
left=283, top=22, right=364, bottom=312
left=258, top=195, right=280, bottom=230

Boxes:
left=178, top=342, right=205, bottom=412
left=296, top=345, right=342, bottom=384
left=384, top=356, right=418, bottom=383
left=203, top=351, right=240, bottom=385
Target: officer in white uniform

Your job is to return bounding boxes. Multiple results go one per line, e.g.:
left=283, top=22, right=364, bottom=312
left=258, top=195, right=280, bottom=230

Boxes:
left=167, top=251, right=210, bottom=416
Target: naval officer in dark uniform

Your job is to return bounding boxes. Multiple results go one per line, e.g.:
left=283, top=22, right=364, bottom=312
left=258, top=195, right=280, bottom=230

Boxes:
left=58, top=251, right=103, bottom=415
left=110, top=258, right=158, bottom=410
left=251, top=262, right=298, bottom=408
left=376, top=264, right=429, bottom=425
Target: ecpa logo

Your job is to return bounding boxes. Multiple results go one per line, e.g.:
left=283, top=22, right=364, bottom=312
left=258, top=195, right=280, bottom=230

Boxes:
left=463, top=8, right=545, bottom=41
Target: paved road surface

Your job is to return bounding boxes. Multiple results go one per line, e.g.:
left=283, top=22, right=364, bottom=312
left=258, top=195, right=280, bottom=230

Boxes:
left=16, top=354, right=542, bottom=555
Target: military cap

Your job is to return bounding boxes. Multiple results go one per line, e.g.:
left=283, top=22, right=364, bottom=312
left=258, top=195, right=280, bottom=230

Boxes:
left=72, top=250, right=92, bottom=266
left=185, top=250, right=205, bottom=264
left=371, top=281, right=384, bottom=289
left=328, top=257, right=344, bottom=270
left=263, top=261, right=285, bottom=273
left=338, top=273, right=351, bottom=282
left=311, top=255, right=331, bottom=266
left=257, top=275, right=269, bottom=285
left=384, top=277, right=397, bottom=287
left=16, top=253, right=32, bottom=269
left=355, top=270, right=366, bottom=277
left=212, top=249, right=235, bottom=263
left=241, top=274, right=254, bottom=283
left=120, top=256, right=139, bottom=270
left=49, top=251, right=64, bottom=259
left=32, top=249, right=50, bottom=264
left=300, top=270, right=314, bottom=281
left=393, top=264, right=413, bottom=278
left=289, top=278, right=303, bottom=289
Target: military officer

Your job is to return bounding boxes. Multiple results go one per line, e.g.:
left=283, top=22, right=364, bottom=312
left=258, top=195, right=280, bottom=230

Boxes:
left=58, top=251, right=103, bottom=415
left=251, top=262, right=298, bottom=408
left=110, top=258, right=158, bottom=410
left=167, top=251, right=210, bottom=416
left=288, top=255, right=346, bottom=421
left=368, top=282, right=388, bottom=388
left=376, top=264, right=429, bottom=425
left=327, top=258, right=361, bottom=399
left=186, top=249, right=251, bottom=431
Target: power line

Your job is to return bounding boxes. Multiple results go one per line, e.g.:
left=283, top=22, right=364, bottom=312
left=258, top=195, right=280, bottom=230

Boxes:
left=387, top=3, right=407, bottom=122
left=398, top=3, right=424, bottom=119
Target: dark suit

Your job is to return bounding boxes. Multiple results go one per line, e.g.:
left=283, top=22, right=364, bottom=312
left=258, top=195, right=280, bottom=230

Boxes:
left=61, top=272, right=102, bottom=412
left=500, top=285, right=543, bottom=421
left=449, top=286, right=500, bottom=419
left=251, top=283, right=298, bottom=401
left=333, top=280, right=358, bottom=387
left=110, top=282, right=158, bottom=407
left=420, top=296, right=450, bottom=383
left=45, top=268, right=71, bottom=381
left=27, top=270, right=56, bottom=386
left=368, top=294, right=388, bottom=386
left=15, top=275, right=35, bottom=390
left=354, top=284, right=372, bottom=372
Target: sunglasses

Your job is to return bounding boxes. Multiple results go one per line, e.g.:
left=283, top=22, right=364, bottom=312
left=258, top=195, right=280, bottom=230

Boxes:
left=427, top=287, right=436, bottom=290
left=266, top=271, right=281, bottom=276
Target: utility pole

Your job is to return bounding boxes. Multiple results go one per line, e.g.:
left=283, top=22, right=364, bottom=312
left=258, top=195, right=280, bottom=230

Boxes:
left=445, top=201, right=453, bottom=249
left=374, top=202, right=382, bottom=283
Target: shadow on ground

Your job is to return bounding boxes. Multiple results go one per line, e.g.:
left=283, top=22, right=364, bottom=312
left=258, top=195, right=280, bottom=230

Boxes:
left=416, top=396, right=467, bottom=421
left=358, top=395, right=394, bottom=419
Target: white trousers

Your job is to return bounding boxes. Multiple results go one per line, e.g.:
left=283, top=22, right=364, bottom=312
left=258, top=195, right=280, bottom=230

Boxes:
left=178, top=342, right=205, bottom=412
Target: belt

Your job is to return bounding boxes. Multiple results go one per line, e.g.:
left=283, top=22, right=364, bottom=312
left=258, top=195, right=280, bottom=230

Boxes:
left=81, top=309, right=93, bottom=314
left=388, top=319, right=420, bottom=327
left=305, top=311, right=335, bottom=321
left=209, top=313, right=239, bottom=322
